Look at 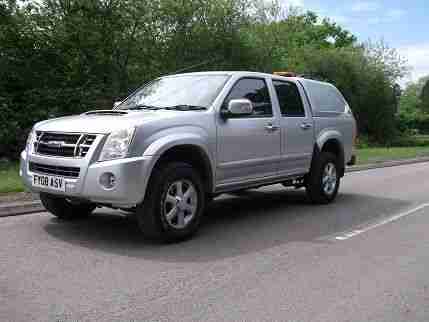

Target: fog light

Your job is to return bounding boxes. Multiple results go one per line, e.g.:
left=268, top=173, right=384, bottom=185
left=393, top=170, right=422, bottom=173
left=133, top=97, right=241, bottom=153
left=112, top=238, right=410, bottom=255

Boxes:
left=99, top=172, right=116, bottom=190
left=66, top=182, right=76, bottom=192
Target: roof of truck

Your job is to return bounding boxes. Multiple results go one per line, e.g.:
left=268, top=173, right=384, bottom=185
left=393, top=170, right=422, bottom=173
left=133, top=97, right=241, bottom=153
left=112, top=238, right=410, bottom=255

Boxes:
left=168, top=71, right=271, bottom=77
left=168, top=71, right=331, bottom=86
left=167, top=71, right=295, bottom=79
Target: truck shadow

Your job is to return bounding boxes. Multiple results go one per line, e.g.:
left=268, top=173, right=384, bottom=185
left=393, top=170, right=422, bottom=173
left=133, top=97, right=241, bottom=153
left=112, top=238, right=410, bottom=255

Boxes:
left=43, top=185, right=412, bottom=263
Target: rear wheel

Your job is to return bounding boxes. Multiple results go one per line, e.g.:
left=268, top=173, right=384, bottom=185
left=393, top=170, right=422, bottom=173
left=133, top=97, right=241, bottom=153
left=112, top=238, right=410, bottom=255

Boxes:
left=40, top=193, right=96, bottom=220
left=136, top=162, right=206, bottom=242
left=305, top=152, right=340, bottom=204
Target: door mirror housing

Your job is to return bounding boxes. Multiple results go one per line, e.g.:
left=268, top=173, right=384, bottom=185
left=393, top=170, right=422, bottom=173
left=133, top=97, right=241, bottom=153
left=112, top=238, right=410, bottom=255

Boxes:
left=222, top=99, right=253, bottom=118
left=113, top=101, right=122, bottom=108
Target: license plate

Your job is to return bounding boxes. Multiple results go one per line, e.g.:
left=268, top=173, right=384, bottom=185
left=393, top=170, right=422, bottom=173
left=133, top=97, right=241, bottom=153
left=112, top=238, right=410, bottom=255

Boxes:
left=32, top=174, right=66, bottom=192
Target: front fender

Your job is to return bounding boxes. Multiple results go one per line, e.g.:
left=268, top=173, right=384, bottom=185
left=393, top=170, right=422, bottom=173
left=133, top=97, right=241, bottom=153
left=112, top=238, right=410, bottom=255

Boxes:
left=143, top=132, right=212, bottom=159
left=137, top=129, right=215, bottom=198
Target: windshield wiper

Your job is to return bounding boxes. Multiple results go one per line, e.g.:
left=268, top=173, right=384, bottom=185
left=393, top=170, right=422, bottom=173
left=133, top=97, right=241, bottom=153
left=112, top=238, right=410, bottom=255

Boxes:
left=164, top=105, right=207, bottom=111
left=123, top=104, right=207, bottom=111
left=123, top=104, right=162, bottom=111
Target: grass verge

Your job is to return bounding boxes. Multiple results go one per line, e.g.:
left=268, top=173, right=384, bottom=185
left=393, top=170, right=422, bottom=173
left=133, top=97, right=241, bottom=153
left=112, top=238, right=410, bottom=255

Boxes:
left=356, top=146, right=429, bottom=165
left=0, top=162, right=25, bottom=194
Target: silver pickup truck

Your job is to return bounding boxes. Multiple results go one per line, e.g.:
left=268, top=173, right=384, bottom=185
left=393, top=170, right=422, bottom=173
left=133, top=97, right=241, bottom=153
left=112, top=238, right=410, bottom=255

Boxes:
left=20, top=71, right=356, bottom=241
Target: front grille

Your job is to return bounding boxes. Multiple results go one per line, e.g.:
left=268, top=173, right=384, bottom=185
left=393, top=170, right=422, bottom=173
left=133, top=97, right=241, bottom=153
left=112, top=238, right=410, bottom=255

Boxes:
left=76, top=134, right=97, bottom=158
left=35, top=132, right=97, bottom=158
left=29, top=162, right=80, bottom=178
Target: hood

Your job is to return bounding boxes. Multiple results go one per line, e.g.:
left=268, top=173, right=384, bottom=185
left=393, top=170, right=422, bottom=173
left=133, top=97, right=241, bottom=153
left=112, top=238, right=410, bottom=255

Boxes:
left=35, top=109, right=186, bottom=134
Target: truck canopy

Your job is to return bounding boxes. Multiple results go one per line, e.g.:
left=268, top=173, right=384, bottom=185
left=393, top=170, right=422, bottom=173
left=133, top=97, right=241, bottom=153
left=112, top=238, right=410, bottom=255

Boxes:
left=298, top=78, right=349, bottom=116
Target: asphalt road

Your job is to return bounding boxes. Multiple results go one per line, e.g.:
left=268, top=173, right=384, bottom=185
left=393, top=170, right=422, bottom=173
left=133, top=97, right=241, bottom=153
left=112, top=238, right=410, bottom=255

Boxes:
left=2, top=162, right=429, bottom=322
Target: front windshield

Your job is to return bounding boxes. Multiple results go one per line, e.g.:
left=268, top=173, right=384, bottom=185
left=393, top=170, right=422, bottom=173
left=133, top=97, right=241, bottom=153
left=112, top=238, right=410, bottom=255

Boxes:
left=118, top=74, right=230, bottom=110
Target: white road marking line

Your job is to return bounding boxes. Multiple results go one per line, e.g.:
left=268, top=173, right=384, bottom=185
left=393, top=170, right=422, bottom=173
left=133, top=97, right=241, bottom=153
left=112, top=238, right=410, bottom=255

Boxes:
left=334, top=203, right=429, bottom=241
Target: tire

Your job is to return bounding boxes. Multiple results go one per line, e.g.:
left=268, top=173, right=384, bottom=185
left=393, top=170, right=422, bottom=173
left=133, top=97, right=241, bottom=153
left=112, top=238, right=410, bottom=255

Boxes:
left=136, top=162, right=206, bottom=242
left=206, top=193, right=215, bottom=204
left=305, top=152, right=341, bottom=204
left=40, top=193, right=96, bottom=220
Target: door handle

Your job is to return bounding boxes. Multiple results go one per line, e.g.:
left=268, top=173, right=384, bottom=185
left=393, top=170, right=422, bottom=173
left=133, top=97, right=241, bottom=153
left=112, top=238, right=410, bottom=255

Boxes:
left=300, top=122, right=313, bottom=130
left=264, top=124, right=280, bottom=132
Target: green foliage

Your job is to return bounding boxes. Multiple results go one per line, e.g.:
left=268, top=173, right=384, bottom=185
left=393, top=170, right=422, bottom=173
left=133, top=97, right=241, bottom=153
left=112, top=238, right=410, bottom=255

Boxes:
left=396, top=113, right=429, bottom=135
left=398, top=75, right=429, bottom=137
left=421, top=80, right=429, bottom=112
left=0, top=0, right=409, bottom=159
left=399, top=82, right=422, bottom=117
left=240, top=6, right=356, bottom=72
left=0, top=162, right=24, bottom=193
left=356, top=146, right=429, bottom=165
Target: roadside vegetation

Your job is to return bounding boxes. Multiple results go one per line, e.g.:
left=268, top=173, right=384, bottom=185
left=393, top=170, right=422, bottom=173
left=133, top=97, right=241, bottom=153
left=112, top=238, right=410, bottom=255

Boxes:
left=396, top=76, right=429, bottom=143
left=0, top=162, right=24, bottom=194
left=356, top=147, right=429, bottom=165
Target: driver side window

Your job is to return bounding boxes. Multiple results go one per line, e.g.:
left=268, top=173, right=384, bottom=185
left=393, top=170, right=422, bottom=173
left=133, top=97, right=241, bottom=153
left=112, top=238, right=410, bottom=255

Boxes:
left=223, top=78, right=273, bottom=117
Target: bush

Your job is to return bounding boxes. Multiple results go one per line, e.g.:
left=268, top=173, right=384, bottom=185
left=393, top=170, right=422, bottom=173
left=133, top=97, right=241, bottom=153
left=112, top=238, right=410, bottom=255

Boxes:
left=396, top=113, right=429, bottom=135
left=356, top=135, right=371, bottom=149
left=388, top=135, right=429, bottom=147
left=0, top=86, right=105, bottom=159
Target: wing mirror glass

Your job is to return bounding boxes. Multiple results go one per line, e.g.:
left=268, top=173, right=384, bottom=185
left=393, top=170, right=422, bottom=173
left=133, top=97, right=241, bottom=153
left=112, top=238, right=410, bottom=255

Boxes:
left=222, top=99, right=253, bottom=117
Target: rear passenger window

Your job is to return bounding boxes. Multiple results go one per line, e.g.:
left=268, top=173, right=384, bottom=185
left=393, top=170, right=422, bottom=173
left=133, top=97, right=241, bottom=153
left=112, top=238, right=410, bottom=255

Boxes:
left=224, top=78, right=273, bottom=117
left=305, top=81, right=346, bottom=113
left=273, top=80, right=305, bottom=117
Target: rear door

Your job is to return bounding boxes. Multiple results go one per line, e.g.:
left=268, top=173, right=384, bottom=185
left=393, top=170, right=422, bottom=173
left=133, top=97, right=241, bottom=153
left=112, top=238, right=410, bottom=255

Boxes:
left=216, top=77, right=281, bottom=185
left=272, top=79, right=315, bottom=176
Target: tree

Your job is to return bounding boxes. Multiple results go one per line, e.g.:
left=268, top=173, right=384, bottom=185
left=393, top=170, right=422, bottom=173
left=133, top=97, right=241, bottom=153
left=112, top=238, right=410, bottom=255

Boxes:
left=0, top=0, right=410, bottom=158
left=399, top=75, right=429, bottom=116
left=240, top=6, right=356, bottom=72
left=399, top=82, right=421, bottom=117
left=421, top=79, right=429, bottom=112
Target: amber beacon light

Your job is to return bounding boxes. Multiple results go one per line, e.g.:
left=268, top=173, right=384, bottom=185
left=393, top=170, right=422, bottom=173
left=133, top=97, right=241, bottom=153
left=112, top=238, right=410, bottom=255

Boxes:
left=273, top=71, right=297, bottom=77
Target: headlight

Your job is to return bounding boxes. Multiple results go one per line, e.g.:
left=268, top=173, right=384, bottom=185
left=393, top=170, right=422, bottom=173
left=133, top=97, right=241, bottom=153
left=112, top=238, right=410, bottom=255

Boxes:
left=25, top=129, right=36, bottom=153
left=98, top=127, right=135, bottom=161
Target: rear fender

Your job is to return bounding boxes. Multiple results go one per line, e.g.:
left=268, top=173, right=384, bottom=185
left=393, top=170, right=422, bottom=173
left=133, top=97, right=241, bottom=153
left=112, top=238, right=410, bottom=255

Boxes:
left=314, top=130, right=345, bottom=177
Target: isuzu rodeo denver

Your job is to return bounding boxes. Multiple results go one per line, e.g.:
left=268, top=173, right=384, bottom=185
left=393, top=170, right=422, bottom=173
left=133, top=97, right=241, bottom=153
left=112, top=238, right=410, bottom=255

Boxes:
left=21, top=71, right=357, bottom=241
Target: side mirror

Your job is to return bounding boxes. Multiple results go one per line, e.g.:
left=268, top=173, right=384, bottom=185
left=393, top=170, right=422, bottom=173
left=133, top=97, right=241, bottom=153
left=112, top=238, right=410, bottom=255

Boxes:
left=222, top=99, right=253, bottom=118
left=113, top=101, right=122, bottom=108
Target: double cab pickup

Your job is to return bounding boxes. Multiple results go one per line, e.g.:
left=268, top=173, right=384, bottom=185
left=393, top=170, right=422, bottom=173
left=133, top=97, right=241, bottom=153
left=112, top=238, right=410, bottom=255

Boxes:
left=21, top=71, right=357, bottom=241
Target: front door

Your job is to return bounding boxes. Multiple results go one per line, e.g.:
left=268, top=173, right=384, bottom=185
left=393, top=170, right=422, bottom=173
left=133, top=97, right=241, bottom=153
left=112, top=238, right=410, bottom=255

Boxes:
left=216, top=77, right=281, bottom=185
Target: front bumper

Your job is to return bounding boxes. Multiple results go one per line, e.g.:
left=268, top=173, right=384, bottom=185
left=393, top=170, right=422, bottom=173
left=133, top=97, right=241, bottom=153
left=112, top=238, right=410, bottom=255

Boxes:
left=20, top=150, right=154, bottom=207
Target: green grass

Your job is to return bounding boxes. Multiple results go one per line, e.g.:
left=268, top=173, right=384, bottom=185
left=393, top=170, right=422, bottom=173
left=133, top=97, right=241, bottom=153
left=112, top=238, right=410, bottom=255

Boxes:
left=0, top=162, right=25, bottom=194
left=1, top=146, right=429, bottom=195
left=356, top=146, right=429, bottom=165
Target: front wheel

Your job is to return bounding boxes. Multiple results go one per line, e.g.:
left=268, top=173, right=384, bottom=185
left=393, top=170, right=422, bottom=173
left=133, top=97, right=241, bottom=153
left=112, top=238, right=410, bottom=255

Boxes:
left=305, top=152, right=340, bottom=204
left=40, top=193, right=96, bottom=220
left=136, top=162, right=206, bottom=242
